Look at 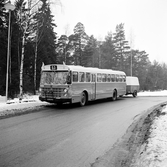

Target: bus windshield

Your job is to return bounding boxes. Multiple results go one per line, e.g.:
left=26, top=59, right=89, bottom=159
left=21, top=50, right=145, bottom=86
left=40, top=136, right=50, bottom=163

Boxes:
left=40, top=71, right=70, bottom=85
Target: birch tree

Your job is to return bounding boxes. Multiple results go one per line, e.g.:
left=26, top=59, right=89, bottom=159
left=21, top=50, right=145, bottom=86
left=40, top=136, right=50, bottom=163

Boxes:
left=15, top=0, right=41, bottom=99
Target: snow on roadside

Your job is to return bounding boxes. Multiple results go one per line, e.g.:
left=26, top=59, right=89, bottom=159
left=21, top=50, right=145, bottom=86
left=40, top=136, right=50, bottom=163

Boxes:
left=0, top=95, right=50, bottom=118
left=138, top=90, right=167, bottom=96
left=132, top=105, right=167, bottom=167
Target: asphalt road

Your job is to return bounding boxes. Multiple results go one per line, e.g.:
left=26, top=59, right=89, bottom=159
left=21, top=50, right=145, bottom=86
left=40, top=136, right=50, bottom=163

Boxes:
left=0, top=96, right=167, bottom=167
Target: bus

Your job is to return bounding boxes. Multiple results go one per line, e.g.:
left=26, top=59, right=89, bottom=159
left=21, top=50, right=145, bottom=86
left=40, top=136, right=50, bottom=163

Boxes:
left=39, top=64, right=126, bottom=106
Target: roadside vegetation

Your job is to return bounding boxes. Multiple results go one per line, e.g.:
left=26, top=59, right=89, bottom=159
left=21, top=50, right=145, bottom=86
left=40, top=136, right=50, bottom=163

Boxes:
left=1, top=0, right=167, bottom=99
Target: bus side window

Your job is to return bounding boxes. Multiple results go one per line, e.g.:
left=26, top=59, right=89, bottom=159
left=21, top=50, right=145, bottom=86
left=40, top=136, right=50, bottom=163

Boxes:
left=86, top=73, right=91, bottom=82
left=116, top=75, right=119, bottom=82
left=119, top=75, right=122, bottom=82
left=79, top=72, right=85, bottom=82
left=102, top=74, right=107, bottom=82
left=122, top=75, right=124, bottom=82
left=107, top=74, right=111, bottom=82
left=94, top=74, right=96, bottom=82
left=97, top=73, right=102, bottom=82
left=73, top=71, right=78, bottom=82
left=102, top=74, right=104, bottom=82
left=111, top=74, right=115, bottom=82
left=91, top=74, right=96, bottom=82
left=123, top=75, right=126, bottom=82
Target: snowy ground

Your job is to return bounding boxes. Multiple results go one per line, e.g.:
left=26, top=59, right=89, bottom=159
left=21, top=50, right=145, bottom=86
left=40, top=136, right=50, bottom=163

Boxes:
left=131, top=105, right=167, bottom=167
left=138, top=90, right=167, bottom=97
left=0, top=90, right=167, bottom=166
left=0, top=95, right=50, bottom=117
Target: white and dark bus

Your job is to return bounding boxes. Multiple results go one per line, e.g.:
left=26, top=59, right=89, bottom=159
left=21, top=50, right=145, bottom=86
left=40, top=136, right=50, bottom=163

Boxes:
left=39, top=64, right=126, bottom=106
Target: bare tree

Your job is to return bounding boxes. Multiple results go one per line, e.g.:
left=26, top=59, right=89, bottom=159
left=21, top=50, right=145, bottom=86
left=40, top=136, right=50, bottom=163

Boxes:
left=15, top=0, right=42, bottom=101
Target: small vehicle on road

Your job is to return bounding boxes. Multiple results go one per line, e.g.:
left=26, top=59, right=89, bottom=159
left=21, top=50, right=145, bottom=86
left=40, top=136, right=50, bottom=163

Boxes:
left=126, top=76, right=140, bottom=97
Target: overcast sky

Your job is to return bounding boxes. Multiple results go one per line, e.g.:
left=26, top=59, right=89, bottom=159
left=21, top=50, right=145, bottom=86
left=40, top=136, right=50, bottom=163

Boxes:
left=53, top=0, right=167, bottom=63
left=10, top=0, right=167, bottom=63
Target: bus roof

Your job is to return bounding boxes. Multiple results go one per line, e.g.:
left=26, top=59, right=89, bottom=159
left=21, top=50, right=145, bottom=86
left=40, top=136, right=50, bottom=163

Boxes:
left=42, top=64, right=126, bottom=75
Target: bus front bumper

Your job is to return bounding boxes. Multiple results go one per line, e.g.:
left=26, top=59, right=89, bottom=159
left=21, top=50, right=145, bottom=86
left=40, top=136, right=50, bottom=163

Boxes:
left=39, top=96, right=72, bottom=104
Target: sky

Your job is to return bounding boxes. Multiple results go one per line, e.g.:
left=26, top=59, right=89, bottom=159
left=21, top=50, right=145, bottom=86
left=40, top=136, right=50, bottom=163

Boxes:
left=52, top=0, right=167, bottom=64
left=10, top=0, right=167, bottom=63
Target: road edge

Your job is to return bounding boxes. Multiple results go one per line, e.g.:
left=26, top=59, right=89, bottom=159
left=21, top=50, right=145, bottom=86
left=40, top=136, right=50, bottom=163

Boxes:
left=91, top=102, right=167, bottom=167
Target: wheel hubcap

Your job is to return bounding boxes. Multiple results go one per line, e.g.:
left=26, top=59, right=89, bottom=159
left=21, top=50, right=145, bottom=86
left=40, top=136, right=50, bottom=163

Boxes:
left=81, top=94, right=85, bottom=104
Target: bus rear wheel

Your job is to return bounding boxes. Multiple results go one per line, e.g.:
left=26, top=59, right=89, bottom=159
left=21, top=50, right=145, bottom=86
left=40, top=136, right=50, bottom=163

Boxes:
left=133, top=91, right=137, bottom=97
left=112, top=90, right=117, bottom=101
left=80, top=92, right=87, bottom=106
left=56, top=102, right=63, bottom=106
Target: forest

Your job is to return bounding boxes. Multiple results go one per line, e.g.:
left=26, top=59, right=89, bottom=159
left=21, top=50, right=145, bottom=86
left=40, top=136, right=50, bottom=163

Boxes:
left=0, top=0, right=167, bottom=98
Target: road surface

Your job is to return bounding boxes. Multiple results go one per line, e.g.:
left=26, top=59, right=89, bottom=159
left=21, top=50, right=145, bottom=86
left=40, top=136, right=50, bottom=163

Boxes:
left=0, top=96, right=166, bottom=167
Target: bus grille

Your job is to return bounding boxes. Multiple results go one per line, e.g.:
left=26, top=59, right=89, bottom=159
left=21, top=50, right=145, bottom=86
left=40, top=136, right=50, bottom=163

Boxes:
left=41, top=88, right=65, bottom=98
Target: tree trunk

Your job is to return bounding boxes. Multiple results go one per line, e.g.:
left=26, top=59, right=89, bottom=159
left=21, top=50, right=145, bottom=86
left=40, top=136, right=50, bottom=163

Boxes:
left=34, top=39, right=37, bottom=95
left=19, top=34, right=25, bottom=101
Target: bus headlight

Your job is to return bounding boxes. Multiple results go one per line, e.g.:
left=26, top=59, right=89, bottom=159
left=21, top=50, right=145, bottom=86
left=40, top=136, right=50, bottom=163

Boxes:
left=64, top=88, right=68, bottom=93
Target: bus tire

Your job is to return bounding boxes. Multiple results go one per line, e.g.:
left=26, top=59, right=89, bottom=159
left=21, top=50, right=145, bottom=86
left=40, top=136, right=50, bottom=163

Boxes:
left=80, top=91, right=87, bottom=106
left=112, top=90, right=117, bottom=101
left=57, top=102, right=62, bottom=106
left=133, top=91, right=137, bottom=97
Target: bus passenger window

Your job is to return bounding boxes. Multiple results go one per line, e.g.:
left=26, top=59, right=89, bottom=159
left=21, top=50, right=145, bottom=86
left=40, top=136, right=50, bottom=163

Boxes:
left=123, top=75, right=126, bottom=82
left=91, top=74, right=96, bottom=82
left=97, top=73, right=102, bottom=82
left=107, top=74, right=111, bottom=82
left=73, top=71, right=78, bottom=82
left=102, top=74, right=104, bottom=82
left=116, top=75, right=119, bottom=82
left=119, top=75, right=122, bottom=82
left=122, top=75, right=125, bottom=82
left=79, top=72, right=85, bottom=82
left=86, top=73, right=91, bottom=82
left=102, top=74, right=107, bottom=82
left=111, top=74, right=115, bottom=82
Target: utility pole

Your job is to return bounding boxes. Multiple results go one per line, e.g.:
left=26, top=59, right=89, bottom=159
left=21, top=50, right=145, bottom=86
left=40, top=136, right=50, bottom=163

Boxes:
left=4, top=1, right=15, bottom=103
left=130, top=49, right=132, bottom=76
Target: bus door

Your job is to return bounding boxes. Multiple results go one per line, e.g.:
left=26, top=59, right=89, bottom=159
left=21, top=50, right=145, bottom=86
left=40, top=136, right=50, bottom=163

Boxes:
left=91, top=74, right=96, bottom=100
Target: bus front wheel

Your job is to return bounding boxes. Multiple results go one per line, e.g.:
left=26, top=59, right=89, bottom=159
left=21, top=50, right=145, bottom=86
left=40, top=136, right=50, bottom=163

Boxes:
left=80, top=92, right=87, bottom=106
left=112, top=90, right=117, bottom=101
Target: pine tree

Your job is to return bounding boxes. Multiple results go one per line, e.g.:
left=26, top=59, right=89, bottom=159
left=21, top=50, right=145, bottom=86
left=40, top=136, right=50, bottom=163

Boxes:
left=73, top=22, right=89, bottom=65
left=57, top=35, right=68, bottom=63
left=113, top=23, right=130, bottom=71
left=101, top=32, right=117, bottom=69
left=34, top=0, right=57, bottom=90
left=83, top=35, right=98, bottom=67
left=161, top=63, right=167, bottom=89
left=144, top=61, right=163, bottom=90
left=125, top=50, right=150, bottom=90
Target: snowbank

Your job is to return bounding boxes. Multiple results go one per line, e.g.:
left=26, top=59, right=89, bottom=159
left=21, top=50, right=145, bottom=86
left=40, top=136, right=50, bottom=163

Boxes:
left=132, top=105, right=167, bottom=167
left=0, top=95, right=50, bottom=118
left=138, top=90, right=167, bottom=96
